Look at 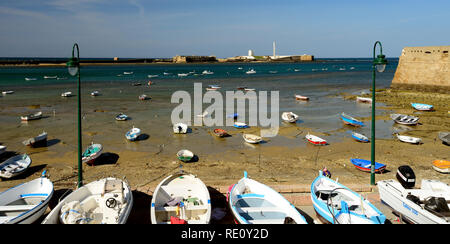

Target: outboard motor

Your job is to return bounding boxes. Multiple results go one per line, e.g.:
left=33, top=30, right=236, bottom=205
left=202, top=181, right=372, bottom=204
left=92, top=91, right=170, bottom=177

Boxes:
left=396, top=165, right=416, bottom=189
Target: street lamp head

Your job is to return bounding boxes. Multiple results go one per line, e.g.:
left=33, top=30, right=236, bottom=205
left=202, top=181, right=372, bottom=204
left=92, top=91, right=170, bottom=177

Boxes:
left=67, top=57, right=79, bottom=76
left=374, top=54, right=387, bottom=73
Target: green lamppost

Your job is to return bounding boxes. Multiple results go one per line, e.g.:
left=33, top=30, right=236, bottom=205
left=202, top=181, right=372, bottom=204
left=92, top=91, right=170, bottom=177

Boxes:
left=66, top=43, right=83, bottom=188
left=370, top=41, right=388, bottom=185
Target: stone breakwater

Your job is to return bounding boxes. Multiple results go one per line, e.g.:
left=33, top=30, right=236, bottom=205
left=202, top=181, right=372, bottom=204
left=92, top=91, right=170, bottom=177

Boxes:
left=391, top=46, right=450, bottom=92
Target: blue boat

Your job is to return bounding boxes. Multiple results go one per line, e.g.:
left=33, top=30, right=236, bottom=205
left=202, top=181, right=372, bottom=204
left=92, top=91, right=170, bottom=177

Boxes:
left=233, top=122, right=249, bottom=129
left=125, top=127, right=141, bottom=141
left=411, top=103, right=433, bottom=111
left=350, top=158, right=386, bottom=173
left=340, top=113, right=364, bottom=127
left=351, top=132, right=369, bottom=143
left=311, top=170, right=386, bottom=224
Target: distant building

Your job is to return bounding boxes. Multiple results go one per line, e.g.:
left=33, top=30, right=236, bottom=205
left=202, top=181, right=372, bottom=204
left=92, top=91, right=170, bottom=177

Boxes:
left=113, top=57, right=119, bottom=61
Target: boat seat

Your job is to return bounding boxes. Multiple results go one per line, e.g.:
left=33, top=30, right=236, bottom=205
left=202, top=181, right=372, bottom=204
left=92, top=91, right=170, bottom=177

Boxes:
left=154, top=205, right=208, bottom=212
left=0, top=204, right=36, bottom=212
left=236, top=206, right=281, bottom=214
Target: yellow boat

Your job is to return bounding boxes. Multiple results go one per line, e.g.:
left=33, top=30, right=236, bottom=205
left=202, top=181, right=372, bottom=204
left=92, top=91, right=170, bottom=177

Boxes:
left=432, top=160, right=450, bottom=174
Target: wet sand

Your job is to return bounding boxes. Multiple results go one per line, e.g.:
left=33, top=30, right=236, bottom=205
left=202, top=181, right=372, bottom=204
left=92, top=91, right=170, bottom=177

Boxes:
left=0, top=87, right=449, bottom=224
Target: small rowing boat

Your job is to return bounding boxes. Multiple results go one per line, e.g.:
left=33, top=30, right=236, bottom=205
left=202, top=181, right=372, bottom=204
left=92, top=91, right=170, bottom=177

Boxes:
left=0, top=154, right=32, bottom=179
left=173, top=123, right=188, bottom=134
left=411, top=103, right=433, bottom=111
left=115, top=113, right=129, bottom=121
left=21, top=111, right=43, bottom=121
left=90, top=91, right=100, bottom=96
left=341, top=113, right=364, bottom=127
left=234, top=122, right=249, bottom=129
left=245, top=69, right=256, bottom=74
left=305, top=133, right=327, bottom=145
left=125, top=127, right=141, bottom=141
left=139, top=94, right=149, bottom=100
left=213, top=129, right=229, bottom=138
left=351, top=132, right=369, bottom=143
left=82, top=143, right=103, bottom=165
left=356, top=96, right=372, bottom=103
left=390, top=114, right=419, bottom=125
left=23, top=131, right=47, bottom=147
left=243, top=134, right=262, bottom=144
left=177, top=150, right=194, bottom=162
left=61, top=92, right=73, bottom=97
left=206, top=85, right=221, bottom=91
left=395, top=134, right=422, bottom=144
left=432, top=160, right=450, bottom=174
left=295, top=94, right=309, bottom=101
left=281, top=112, right=299, bottom=123
left=350, top=158, right=386, bottom=173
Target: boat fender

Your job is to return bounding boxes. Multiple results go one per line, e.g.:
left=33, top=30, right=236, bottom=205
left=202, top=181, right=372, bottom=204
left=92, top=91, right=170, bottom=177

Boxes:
left=244, top=171, right=248, bottom=178
left=322, top=167, right=331, bottom=178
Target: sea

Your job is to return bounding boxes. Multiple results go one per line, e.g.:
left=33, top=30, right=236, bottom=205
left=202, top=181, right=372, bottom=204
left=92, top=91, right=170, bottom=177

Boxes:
left=0, top=58, right=399, bottom=156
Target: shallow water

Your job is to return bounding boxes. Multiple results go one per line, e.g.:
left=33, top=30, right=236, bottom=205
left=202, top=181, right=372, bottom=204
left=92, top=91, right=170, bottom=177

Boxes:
left=0, top=59, right=398, bottom=157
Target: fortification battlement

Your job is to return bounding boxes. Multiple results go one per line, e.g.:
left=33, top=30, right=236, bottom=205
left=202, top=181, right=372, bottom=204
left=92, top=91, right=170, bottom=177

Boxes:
left=400, top=46, right=449, bottom=61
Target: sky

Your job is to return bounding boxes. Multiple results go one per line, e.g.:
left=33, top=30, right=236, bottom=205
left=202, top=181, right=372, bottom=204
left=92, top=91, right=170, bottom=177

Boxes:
left=0, top=0, right=449, bottom=58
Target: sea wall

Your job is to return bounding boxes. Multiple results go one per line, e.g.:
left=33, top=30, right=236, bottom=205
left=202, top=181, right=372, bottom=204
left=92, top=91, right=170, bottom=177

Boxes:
left=173, top=55, right=218, bottom=63
left=391, top=46, right=450, bottom=92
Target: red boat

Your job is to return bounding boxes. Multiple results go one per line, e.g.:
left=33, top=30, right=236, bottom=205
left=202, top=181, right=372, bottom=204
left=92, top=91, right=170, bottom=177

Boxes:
left=295, top=94, right=309, bottom=101
left=305, top=133, right=327, bottom=145
left=213, top=129, right=229, bottom=137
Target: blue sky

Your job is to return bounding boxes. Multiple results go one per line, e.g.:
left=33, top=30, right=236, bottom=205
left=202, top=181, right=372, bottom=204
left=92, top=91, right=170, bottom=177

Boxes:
left=0, top=0, right=449, bottom=58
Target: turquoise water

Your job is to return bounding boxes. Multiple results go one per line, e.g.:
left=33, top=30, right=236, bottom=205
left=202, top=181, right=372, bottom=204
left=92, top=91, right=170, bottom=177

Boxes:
left=0, top=58, right=399, bottom=155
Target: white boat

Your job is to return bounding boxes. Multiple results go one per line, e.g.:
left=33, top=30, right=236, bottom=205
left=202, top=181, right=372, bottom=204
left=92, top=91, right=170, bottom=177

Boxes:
left=206, top=85, right=221, bottom=91
left=202, top=70, right=214, bottom=75
left=22, top=131, right=48, bottom=147
left=82, top=143, right=103, bottom=165
left=411, top=103, right=434, bottom=111
left=281, top=112, right=299, bottom=123
left=0, top=145, right=6, bottom=155
left=25, top=77, right=37, bottom=81
left=125, top=127, right=141, bottom=141
left=44, top=76, right=57, bottom=79
left=395, top=134, right=422, bottom=144
left=123, top=72, right=133, bottom=75
left=163, top=72, right=171, bottom=76
left=90, top=91, right=100, bottom=96
left=0, top=172, right=53, bottom=224
left=173, top=123, right=188, bottom=134
left=356, top=96, right=372, bottom=103
left=151, top=173, right=211, bottom=224
left=228, top=171, right=308, bottom=224
left=177, top=150, right=194, bottom=162
left=115, top=113, right=129, bottom=121
left=178, top=73, right=189, bottom=77
left=378, top=178, right=450, bottom=224
left=311, top=170, right=386, bottom=224
left=246, top=69, right=256, bottom=74
left=244, top=88, right=256, bottom=91
left=20, top=111, right=43, bottom=121
left=42, top=177, right=133, bottom=224
left=61, top=92, right=73, bottom=97
left=305, top=133, right=327, bottom=145
left=0, top=154, right=32, bottom=179
left=294, top=94, right=309, bottom=101
left=390, top=114, right=419, bottom=125
left=148, top=74, right=159, bottom=78
left=2, top=91, right=14, bottom=95
left=351, top=132, right=370, bottom=143
left=243, top=134, right=262, bottom=144
left=233, top=122, right=249, bottom=129
left=139, top=94, right=149, bottom=100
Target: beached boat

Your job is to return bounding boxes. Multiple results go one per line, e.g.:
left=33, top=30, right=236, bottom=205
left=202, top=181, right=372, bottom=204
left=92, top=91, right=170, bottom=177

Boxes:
left=25, top=77, right=37, bottom=81
left=228, top=171, right=307, bottom=224
left=311, top=170, right=386, bottom=224
left=350, top=158, right=386, bottom=173
left=177, top=150, right=194, bottom=162
left=438, top=132, right=450, bottom=145
left=202, top=70, right=214, bottom=75
left=395, top=134, right=422, bottom=144
left=244, top=88, right=256, bottom=91
left=206, top=85, right=221, bottom=91
left=432, top=160, right=450, bottom=174
left=82, top=143, right=103, bottom=165
left=213, top=129, right=229, bottom=137
left=151, top=173, right=211, bottom=224
left=0, top=154, right=32, bottom=179
left=243, top=134, right=262, bottom=144
left=411, top=103, right=434, bottom=111
left=139, top=94, right=149, bottom=100
left=22, top=131, right=48, bottom=147
left=234, top=122, right=249, bottom=129
left=390, top=114, right=419, bottom=125
left=294, top=94, right=309, bottom=101
left=246, top=69, right=256, bottom=74
left=0, top=172, right=53, bottom=224
left=42, top=177, right=133, bottom=224
left=125, top=127, right=141, bottom=141
left=356, top=96, right=372, bottom=103
left=340, top=112, right=364, bottom=127
left=173, top=123, right=188, bottom=134
left=281, top=112, right=299, bottom=123
left=0, top=146, right=6, bottom=155
left=378, top=167, right=450, bottom=224
left=305, top=133, right=327, bottom=145
left=20, top=111, right=42, bottom=121
left=115, top=113, right=129, bottom=121
left=351, top=132, right=370, bottom=143
left=61, top=92, right=73, bottom=97
left=90, top=91, right=100, bottom=96
left=2, top=91, right=14, bottom=95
